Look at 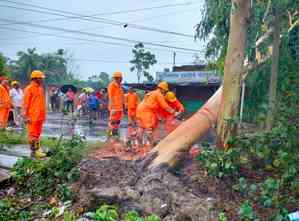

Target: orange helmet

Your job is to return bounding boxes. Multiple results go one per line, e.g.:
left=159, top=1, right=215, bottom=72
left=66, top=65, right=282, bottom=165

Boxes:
left=157, top=81, right=169, bottom=91
left=165, top=91, right=177, bottom=102
left=113, top=71, right=123, bottom=78
left=31, top=70, right=45, bottom=79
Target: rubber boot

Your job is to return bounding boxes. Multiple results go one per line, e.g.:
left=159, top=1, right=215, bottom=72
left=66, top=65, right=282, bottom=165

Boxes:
left=107, top=128, right=113, bottom=138
left=34, top=141, right=47, bottom=159
left=29, top=140, right=36, bottom=158
left=112, top=128, right=119, bottom=137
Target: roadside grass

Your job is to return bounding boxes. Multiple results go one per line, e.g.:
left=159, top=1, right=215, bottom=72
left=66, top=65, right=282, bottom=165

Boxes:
left=0, top=130, right=105, bottom=152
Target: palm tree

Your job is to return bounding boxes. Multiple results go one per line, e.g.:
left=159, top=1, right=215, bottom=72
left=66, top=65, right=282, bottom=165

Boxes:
left=14, top=48, right=41, bottom=83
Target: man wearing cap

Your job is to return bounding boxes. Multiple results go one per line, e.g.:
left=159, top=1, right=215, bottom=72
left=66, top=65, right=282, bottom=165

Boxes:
left=136, top=81, right=176, bottom=147
left=107, top=71, right=124, bottom=137
left=23, top=70, right=47, bottom=158
left=0, top=76, right=11, bottom=130
left=10, top=81, right=24, bottom=127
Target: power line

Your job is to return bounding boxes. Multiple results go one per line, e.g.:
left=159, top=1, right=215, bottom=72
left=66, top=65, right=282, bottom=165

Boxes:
left=71, top=58, right=189, bottom=65
left=0, top=18, right=203, bottom=53
left=1, top=26, right=203, bottom=55
left=0, top=0, right=197, bottom=38
left=77, top=2, right=198, bottom=16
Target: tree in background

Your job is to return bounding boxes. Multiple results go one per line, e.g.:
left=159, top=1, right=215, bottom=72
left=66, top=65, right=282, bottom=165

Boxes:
left=85, top=72, right=110, bottom=89
left=130, top=43, right=157, bottom=83
left=98, top=72, right=110, bottom=88
left=0, top=54, right=9, bottom=77
left=8, top=48, right=77, bottom=85
left=9, top=48, right=41, bottom=83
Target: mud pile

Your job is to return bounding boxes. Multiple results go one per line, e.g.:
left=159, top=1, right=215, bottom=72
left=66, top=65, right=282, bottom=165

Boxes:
left=72, top=157, right=219, bottom=221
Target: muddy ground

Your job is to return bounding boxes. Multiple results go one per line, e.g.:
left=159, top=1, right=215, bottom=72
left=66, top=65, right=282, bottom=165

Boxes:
left=71, top=134, right=243, bottom=221
left=72, top=158, right=218, bottom=221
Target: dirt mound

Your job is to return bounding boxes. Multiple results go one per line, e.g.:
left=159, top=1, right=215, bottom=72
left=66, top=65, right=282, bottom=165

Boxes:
left=72, top=158, right=219, bottom=221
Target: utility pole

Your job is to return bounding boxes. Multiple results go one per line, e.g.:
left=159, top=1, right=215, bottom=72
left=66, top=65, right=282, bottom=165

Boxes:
left=173, top=51, right=176, bottom=67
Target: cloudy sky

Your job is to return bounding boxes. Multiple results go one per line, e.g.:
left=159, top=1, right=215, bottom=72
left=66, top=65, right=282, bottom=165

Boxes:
left=0, top=0, right=206, bottom=82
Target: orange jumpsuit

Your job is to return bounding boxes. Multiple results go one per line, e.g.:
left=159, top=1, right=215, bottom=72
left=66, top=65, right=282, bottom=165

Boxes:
left=23, top=82, right=46, bottom=142
left=158, top=99, right=185, bottom=135
left=125, top=92, right=139, bottom=124
left=108, top=80, right=124, bottom=130
left=136, top=89, right=173, bottom=130
left=0, top=84, right=11, bottom=129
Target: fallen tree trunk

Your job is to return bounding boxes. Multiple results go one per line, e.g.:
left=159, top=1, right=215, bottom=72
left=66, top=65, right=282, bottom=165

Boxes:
left=147, top=86, right=223, bottom=170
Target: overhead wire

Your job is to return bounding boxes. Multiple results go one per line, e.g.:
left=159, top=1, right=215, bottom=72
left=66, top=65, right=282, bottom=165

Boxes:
left=1, top=26, right=203, bottom=55
left=0, top=5, right=200, bottom=44
left=71, top=58, right=189, bottom=65
left=0, top=17, right=203, bottom=53
left=0, top=0, right=197, bottom=38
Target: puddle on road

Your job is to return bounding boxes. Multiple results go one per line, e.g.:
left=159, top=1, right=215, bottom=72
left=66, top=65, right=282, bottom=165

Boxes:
left=43, top=112, right=128, bottom=142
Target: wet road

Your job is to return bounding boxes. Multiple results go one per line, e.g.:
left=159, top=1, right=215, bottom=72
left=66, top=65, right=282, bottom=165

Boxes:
left=43, top=112, right=127, bottom=142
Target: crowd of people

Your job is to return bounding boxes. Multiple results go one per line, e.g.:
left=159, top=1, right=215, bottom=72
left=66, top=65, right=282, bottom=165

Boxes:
left=49, top=86, right=109, bottom=121
left=0, top=69, right=185, bottom=158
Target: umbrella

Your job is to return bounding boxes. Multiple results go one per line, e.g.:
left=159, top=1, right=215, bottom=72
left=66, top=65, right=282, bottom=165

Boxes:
left=61, top=84, right=77, bottom=93
left=84, top=87, right=95, bottom=93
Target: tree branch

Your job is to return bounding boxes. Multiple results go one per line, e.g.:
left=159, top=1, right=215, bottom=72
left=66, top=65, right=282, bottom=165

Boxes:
left=288, top=18, right=299, bottom=32
left=263, top=0, right=272, bottom=23
left=256, top=27, right=274, bottom=47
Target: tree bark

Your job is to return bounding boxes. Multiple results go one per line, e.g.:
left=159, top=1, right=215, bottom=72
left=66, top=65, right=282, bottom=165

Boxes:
left=216, top=0, right=250, bottom=149
left=266, top=13, right=280, bottom=131
left=146, top=86, right=222, bottom=170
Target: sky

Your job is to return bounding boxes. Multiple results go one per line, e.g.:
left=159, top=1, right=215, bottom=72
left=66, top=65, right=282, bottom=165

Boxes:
left=0, top=0, right=206, bottom=82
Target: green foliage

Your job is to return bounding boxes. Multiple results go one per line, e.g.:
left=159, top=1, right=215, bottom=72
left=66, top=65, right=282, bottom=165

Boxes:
left=12, top=135, right=85, bottom=199
left=198, top=118, right=299, bottom=219
left=84, top=72, right=110, bottom=89
left=197, top=147, right=241, bottom=178
left=0, top=198, right=31, bottom=221
left=7, top=48, right=77, bottom=85
left=0, top=53, right=9, bottom=77
left=218, top=212, right=229, bottom=221
left=130, top=43, right=157, bottom=83
left=88, top=206, right=160, bottom=221
left=63, top=211, right=77, bottom=221
left=93, top=204, right=118, bottom=221
left=0, top=130, right=27, bottom=146
left=124, top=211, right=144, bottom=221
left=145, top=215, right=160, bottom=221
left=238, top=201, right=257, bottom=221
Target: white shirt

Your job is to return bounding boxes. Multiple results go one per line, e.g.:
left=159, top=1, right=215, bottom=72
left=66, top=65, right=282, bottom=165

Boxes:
left=10, top=88, right=24, bottom=107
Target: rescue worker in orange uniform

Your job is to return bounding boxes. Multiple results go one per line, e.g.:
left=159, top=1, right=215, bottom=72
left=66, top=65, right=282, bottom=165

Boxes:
left=136, top=81, right=177, bottom=147
left=0, top=76, right=11, bottom=130
left=23, top=70, right=47, bottom=158
left=108, top=71, right=124, bottom=137
left=125, top=87, right=139, bottom=126
left=158, top=91, right=185, bottom=135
